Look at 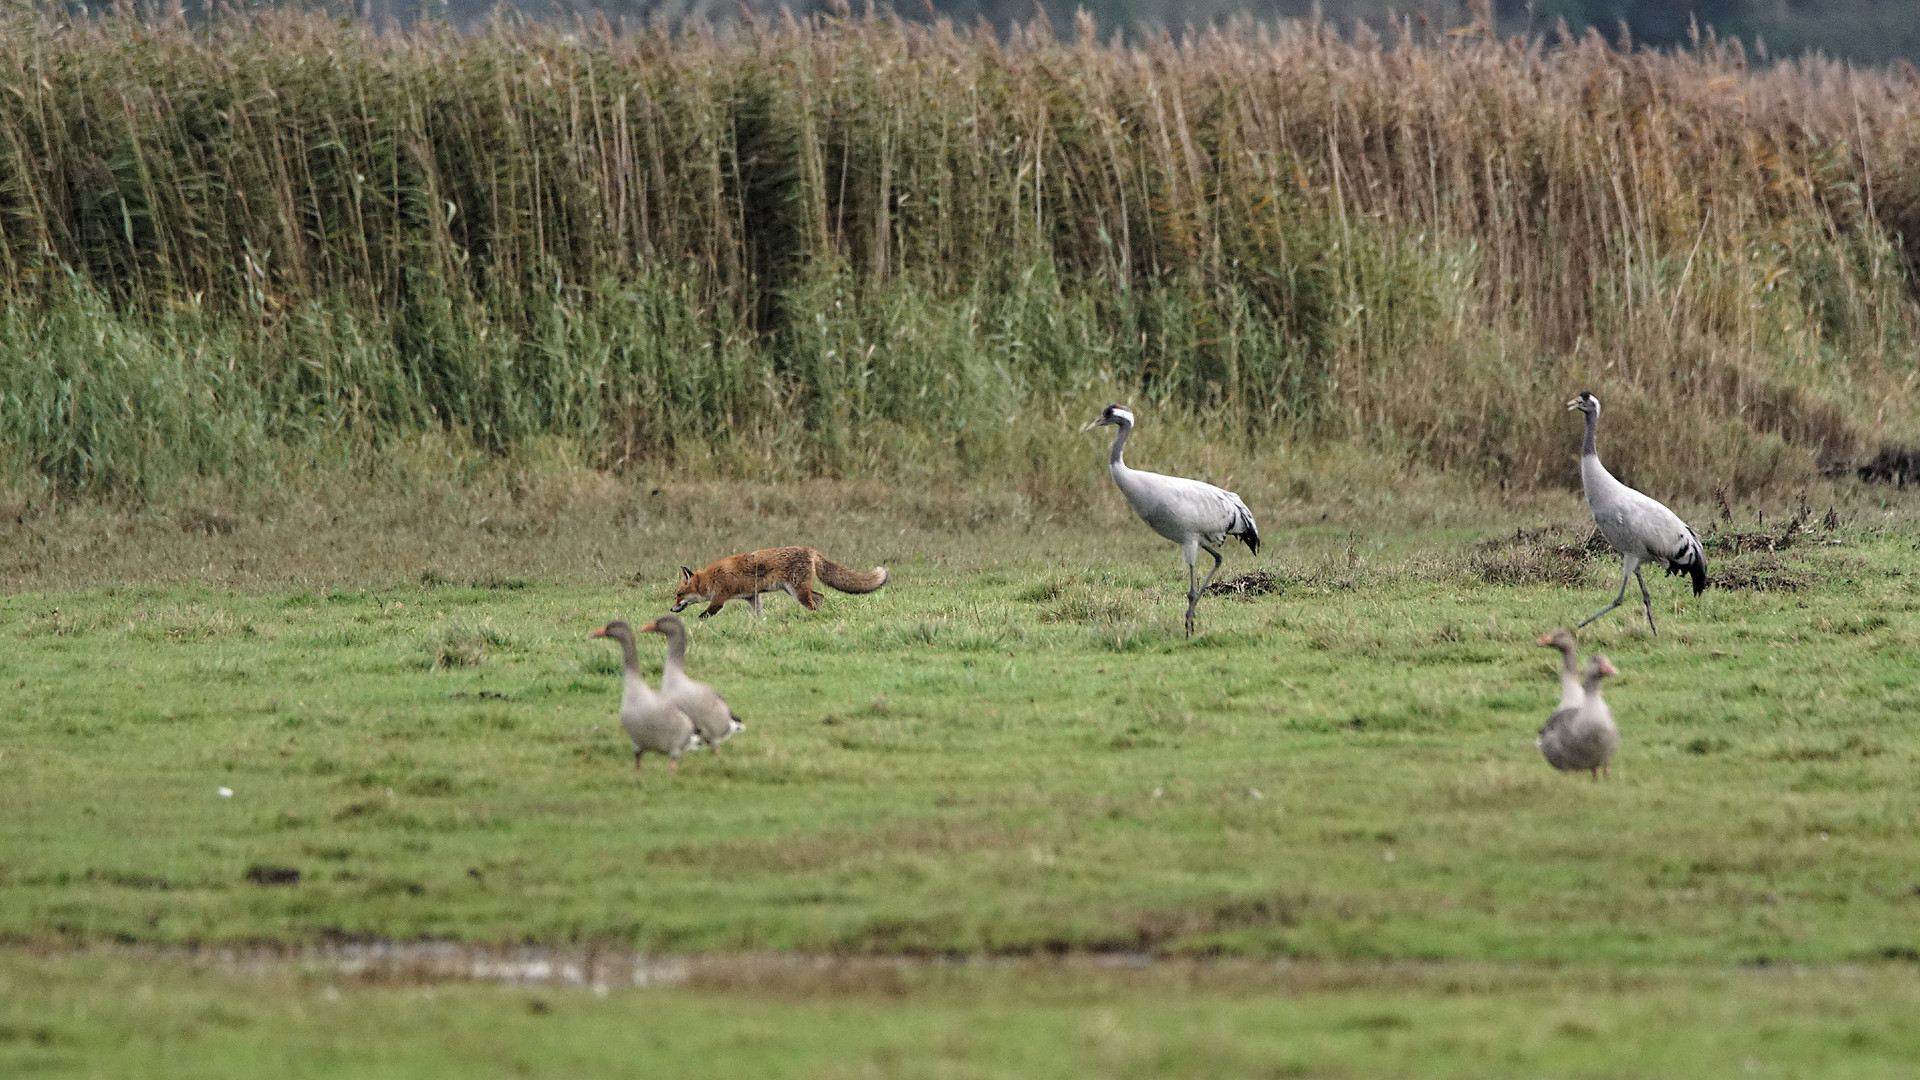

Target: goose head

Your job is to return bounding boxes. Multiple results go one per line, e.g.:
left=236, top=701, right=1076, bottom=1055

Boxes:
left=588, top=619, right=635, bottom=645
left=638, top=615, right=687, bottom=639
left=1585, top=654, right=1617, bottom=680
left=1564, top=390, right=1600, bottom=417
left=1535, top=628, right=1578, bottom=655
left=1080, top=403, right=1135, bottom=432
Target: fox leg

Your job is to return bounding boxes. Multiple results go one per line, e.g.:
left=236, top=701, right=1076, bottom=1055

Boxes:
left=702, top=598, right=726, bottom=618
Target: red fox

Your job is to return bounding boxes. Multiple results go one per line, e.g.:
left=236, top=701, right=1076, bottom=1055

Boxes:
left=670, top=546, right=888, bottom=618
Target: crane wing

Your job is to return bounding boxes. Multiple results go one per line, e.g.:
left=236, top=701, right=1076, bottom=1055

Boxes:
left=1154, top=475, right=1259, bottom=552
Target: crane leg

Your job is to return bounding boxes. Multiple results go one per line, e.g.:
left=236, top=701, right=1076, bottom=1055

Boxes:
left=1577, top=556, right=1638, bottom=629
left=1184, top=545, right=1225, bottom=639
left=1634, top=567, right=1657, bottom=635
left=1198, top=544, right=1227, bottom=594
left=1184, top=556, right=1199, bottom=639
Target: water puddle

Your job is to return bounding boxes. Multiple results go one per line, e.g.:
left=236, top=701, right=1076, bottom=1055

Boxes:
left=71, top=942, right=1163, bottom=993
left=138, top=941, right=696, bottom=990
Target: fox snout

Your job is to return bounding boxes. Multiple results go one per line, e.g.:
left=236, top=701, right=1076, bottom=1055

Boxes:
left=668, top=594, right=695, bottom=613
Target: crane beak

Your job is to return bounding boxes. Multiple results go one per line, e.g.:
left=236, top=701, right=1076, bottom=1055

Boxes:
left=1564, top=397, right=1583, bottom=410
left=1079, top=417, right=1106, bottom=433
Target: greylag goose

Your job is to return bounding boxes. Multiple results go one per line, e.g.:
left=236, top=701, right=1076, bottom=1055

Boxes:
left=1536, top=629, right=1584, bottom=711
left=1081, top=404, right=1260, bottom=637
left=1538, top=654, right=1619, bottom=779
left=589, top=620, right=696, bottom=773
left=639, top=614, right=744, bottom=751
left=1566, top=391, right=1707, bottom=633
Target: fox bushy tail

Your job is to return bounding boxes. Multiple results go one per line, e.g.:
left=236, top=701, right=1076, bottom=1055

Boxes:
left=814, top=556, right=888, bottom=594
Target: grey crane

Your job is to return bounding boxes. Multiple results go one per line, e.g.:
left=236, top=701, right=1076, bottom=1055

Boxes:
left=1082, top=403, right=1260, bottom=637
left=1566, top=391, right=1707, bottom=634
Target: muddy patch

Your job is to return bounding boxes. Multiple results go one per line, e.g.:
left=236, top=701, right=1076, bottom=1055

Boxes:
left=1465, top=526, right=1601, bottom=587
left=1204, top=569, right=1286, bottom=598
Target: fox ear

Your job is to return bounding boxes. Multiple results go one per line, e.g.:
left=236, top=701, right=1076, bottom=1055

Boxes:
left=680, top=566, right=694, bottom=580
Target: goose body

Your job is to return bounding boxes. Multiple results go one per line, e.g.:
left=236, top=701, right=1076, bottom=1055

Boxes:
left=641, top=614, right=744, bottom=751
left=1538, top=654, right=1619, bottom=778
left=590, top=620, right=696, bottom=772
left=1082, top=404, right=1260, bottom=637
left=1567, top=391, right=1707, bottom=634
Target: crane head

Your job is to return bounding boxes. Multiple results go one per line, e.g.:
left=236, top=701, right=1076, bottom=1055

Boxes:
left=1565, top=390, right=1600, bottom=415
left=1080, top=403, right=1135, bottom=432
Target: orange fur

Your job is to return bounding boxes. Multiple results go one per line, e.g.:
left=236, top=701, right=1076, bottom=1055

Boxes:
left=670, top=546, right=887, bottom=618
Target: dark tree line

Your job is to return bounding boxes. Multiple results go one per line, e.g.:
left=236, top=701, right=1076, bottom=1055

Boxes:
left=168, top=0, right=1920, bottom=63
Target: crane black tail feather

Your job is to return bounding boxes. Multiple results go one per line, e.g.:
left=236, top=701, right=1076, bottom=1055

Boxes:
left=1665, top=531, right=1708, bottom=596
left=1234, top=518, right=1260, bottom=556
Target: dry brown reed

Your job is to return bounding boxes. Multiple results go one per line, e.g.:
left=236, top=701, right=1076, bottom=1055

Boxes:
left=0, top=8, right=1917, bottom=501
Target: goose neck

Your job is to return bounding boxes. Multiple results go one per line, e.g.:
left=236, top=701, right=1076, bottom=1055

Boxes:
left=613, top=632, right=651, bottom=696
left=660, top=627, right=688, bottom=679
left=1559, top=647, right=1580, bottom=681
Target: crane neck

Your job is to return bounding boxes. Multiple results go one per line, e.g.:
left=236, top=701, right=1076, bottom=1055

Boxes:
left=1108, top=419, right=1133, bottom=471
left=1582, top=409, right=1599, bottom=460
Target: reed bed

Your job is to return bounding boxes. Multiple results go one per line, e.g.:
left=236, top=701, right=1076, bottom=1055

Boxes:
left=0, top=6, right=1916, bottom=502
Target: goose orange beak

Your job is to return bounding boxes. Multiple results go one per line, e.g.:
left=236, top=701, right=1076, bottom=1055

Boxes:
left=1535, top=632, right=1556, bottom=646
left=638, top=619, right=659, bottom=633
left=588, top=626, right=608, bottom=639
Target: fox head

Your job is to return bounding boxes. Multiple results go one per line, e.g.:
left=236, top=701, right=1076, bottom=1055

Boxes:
left=668, top=566, right=703, bottom=613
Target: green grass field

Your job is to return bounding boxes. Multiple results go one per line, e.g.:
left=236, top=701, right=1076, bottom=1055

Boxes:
left=9, top=951, right=1920, bottom=1078
left=2, top=493, right=1919, bottom=1076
